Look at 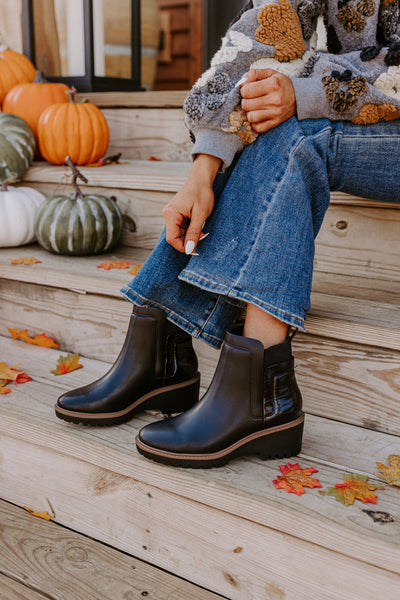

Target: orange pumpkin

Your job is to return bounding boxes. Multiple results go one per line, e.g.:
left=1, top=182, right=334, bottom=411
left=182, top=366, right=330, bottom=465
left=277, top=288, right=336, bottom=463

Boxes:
left=3, top=74, right=70, bottom=136
left=37, top=91, right=110, bottom=165
left=0, top=48, right=36, bottom=105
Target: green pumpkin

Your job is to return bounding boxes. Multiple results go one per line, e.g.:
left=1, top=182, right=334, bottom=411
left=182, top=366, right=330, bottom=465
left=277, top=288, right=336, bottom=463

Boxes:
left=34, top=191, right=124, bottom=256
left=0, top=113, right=36, bottom=183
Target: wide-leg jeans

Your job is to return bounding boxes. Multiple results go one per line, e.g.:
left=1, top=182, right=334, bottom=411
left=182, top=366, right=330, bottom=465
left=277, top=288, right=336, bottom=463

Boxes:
left=121, top=117, right=400, bottom=349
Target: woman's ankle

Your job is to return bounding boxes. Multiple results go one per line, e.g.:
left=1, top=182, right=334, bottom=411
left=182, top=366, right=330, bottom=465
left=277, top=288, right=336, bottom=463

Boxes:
left=243, top=303, right=289, bottom=349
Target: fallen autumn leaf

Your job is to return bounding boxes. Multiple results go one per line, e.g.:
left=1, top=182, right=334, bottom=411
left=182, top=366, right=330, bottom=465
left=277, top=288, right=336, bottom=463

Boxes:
left=376, top=455, right=400, bottom=487
left=8, top=328, right=60, bottom=349
left=327, top=473, right=384, bottom=506
left=51, top=353, right=83, bottom=376
left=273, top=463, right=322, bottom=496
left=97, top=260, right=133, bottom=271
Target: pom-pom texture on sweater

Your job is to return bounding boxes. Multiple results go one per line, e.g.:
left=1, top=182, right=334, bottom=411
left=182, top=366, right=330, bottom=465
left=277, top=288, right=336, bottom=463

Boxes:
left=184, top=0, right=400, bottom=170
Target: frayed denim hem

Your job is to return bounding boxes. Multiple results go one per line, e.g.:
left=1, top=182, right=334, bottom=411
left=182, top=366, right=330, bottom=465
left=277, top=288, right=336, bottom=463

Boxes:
left=178, top=271, right=307, bottom=333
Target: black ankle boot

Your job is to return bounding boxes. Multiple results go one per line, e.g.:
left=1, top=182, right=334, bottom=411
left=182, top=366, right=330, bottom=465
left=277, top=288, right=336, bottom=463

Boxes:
left=136, top=328, right=304, bottom=468
left=55, top=306, right=200, bottom=425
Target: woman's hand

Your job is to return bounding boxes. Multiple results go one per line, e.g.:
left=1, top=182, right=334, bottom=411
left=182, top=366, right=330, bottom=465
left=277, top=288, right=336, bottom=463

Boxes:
left=163, top=154, right=222, bottom=254
left=240, top=69, right=297, bottom=133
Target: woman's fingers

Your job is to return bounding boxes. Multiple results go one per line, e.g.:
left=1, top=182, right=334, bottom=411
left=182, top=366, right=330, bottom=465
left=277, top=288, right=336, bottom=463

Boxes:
left=240, top=69, right=297, bottom=130
left=184, top=207, right=209, bottom=254
left=163, top=204, right=187, bottom=253
left=246, top=109, right=275, bottom=124
left=241, top=76, right=280, bottom=101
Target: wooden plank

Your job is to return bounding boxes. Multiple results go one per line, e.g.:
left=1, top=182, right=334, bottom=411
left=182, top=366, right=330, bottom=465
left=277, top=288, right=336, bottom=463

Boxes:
left=0, top=283, right=398, bottom=435
left=102, top=108, right=191, bottom=161
left=305, top=314, right=400, bottom=351
left=0, top=501, right=221, bottom=600
left=22, top=161, right=400, bottom=207
left=76, top=91, right=189, bottom=107
left=23, top=161, right=192, bottom=192
left=0, top=344, right=400, bottom=583
left=311, top=290, right=400, bottom=330
left=293, top=333, right=400, bottom=435
left=312, top=270, right=400, bottom=305
left=0, top=574, right=46, bottom=600
left=0, top=245, right=150, bottom=299
left=0, top=279, right=133, bottom=362
left=1, top=243, right=399, bottom=350
left=26, top=184, right=400, bottom=270
left=315, top=204, right=400, bottom=282
left=3, top=434, right=400, bottom=600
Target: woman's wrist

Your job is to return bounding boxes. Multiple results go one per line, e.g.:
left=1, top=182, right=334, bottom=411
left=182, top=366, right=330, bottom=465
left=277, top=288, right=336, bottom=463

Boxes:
left=190, top=154, right=222, bottom=186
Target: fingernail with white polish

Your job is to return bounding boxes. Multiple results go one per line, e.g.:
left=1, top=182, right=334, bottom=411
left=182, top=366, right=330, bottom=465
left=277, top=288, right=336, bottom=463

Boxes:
left=185, top=240, right=196, bottom=255
left=235, top=75, right=248, bottom=87
left=199, top=232, right=210, bottom=241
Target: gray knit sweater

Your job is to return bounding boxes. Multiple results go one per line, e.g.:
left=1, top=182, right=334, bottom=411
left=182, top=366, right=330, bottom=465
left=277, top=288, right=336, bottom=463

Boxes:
left=184, top=0, right=400, bottom=170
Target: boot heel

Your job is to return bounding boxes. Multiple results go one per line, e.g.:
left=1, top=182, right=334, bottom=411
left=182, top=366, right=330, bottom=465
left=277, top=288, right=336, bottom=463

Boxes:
left=153, top=374, right=201, bottom=414
left=248, top=420, right=304, bottom=461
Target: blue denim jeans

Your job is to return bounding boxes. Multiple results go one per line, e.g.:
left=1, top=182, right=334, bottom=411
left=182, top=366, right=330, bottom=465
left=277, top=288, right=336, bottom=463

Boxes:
left=121, top=117, right=400, bottom=349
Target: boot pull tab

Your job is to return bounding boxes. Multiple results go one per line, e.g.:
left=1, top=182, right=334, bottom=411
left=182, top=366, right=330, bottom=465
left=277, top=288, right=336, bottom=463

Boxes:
left=288, top=327, right=298, bottom=341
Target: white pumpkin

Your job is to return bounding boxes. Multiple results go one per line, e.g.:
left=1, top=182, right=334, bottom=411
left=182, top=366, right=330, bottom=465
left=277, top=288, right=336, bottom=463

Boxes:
left=0, top=185, right=46, bottom=247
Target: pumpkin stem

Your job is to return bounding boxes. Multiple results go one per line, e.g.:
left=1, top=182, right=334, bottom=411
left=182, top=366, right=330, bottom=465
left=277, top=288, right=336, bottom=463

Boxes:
left=66, top=86, right=77, bottom=103
left=65, top=156, right=88, bottom=199
left=1, top=175, right=20, bottom=191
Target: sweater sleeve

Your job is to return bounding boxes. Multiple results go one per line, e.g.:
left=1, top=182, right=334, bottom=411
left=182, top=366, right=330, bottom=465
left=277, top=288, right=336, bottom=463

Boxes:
left=292, top=1, right=400, bottom=123
left=183, top=0, right=322, bottom=170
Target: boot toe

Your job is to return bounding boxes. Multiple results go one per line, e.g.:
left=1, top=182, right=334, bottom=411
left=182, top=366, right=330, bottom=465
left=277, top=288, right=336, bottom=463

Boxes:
left=56, top=388, right=91, bottom=412
left=138, top=418, right=185, bottom=452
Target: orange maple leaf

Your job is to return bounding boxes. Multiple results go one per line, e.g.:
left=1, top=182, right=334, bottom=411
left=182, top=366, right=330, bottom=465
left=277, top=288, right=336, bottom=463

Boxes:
left=272, top=462, right=322, bottom=496
left=23, top=506, right=52, bottom=521
left=0, top=362, right=31, bottom=388
left=0, top=361, right=23, bottom=381
left=327, top=474, right=384, bottom=506
left=8, top=328, right=60, bottom=349
left=9, top=257, right=42, bottom=265
left=0, top=381, right=12, bottom=395
left=97, top=260, right=133, bottom=271
left=51, top=353, right=83, bottom=376
left=128, top=263, right=143, bottom=276
left=376, top=455, right=400, bottom=487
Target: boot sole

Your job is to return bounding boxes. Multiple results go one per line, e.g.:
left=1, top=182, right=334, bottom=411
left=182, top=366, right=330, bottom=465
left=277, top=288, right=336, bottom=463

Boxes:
left=135, top=414, right=305, bottom=468
left=54, top=374, right=201, bottom=426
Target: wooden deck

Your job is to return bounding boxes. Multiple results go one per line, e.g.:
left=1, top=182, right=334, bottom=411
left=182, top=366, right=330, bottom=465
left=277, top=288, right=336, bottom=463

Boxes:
left=0, top=500, right=222, bottom=599
left=1, top=335, right=399, bottom=599
left=1, top=93, right=399, bottom=599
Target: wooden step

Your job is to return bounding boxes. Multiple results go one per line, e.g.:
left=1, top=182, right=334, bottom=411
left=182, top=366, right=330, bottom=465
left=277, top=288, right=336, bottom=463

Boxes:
left=75, top=91, right=192, bottom=162
left=1, top=244, right=399, bottom=348
left=1, top=244, right=399, bottom=435
left=77, top=90, right=189, bottom=107
left=23, top=162, right=400, bottom=288
left=1, top=336, right=399, bottom=600
left=0, top=500, right=222, bottom=600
